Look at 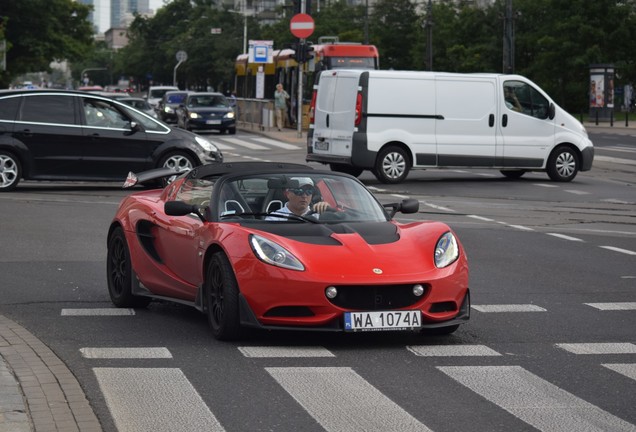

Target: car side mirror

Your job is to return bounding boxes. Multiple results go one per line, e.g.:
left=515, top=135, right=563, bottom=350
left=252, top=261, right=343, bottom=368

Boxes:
left=548, top=103, right=555, bottom=120
left=165, top=201, right=206, bottom=222
left=384, top=198, right=419, bottom=218
left=124, top=121, right=140, bottom=136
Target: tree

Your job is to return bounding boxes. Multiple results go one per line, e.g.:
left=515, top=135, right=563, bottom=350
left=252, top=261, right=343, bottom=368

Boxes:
left=0, top=0, right=94, bottom=87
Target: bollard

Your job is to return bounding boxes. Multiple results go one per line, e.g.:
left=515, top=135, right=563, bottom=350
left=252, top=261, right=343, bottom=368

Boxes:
left=610, top=110, right=613, bottom=127
left=595, top=110, right=599, bottom=125
left=626, top=113, right=629, bottom=127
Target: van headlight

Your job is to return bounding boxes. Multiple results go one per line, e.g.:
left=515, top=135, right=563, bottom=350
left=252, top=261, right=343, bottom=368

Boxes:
left=195, top=136, right=218, bottom=152
left=434, top=232, right=459, bottom=268
left=249, top=234, right=304, bottom=271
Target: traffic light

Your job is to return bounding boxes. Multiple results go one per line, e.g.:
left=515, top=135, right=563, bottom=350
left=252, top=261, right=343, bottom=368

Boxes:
left=304, top=43, right=314, bottom=62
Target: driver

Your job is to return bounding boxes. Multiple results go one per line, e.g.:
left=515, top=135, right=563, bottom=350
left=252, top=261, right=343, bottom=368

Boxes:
left=266, top=177, right=331, bottom=220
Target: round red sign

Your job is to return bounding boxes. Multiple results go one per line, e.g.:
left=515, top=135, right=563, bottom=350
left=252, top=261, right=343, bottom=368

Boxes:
left=290, top=13, right=315, bottom=39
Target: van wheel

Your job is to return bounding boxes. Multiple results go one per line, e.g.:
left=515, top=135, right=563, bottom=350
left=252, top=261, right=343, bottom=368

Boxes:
left=547, top=146, right=579, bottom=182
left=373, top=146, right=410, bottom=184
left=0, top=151, right=21, bottom=192
left=329, top=164, right=363, bottom=177
left=500, top=169, right=526, bottom=179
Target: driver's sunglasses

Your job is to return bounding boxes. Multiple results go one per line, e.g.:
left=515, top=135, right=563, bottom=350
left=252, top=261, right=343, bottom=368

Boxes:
left=289, top=187, right=315, bottom=196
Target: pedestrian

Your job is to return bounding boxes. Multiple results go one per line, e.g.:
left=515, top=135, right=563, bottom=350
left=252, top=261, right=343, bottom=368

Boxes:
left=274, top=83, right=289, bottom=131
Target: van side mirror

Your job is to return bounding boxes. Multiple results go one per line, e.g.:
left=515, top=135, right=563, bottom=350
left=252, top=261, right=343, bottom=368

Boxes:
left=548, top=103, right=555, bottom=120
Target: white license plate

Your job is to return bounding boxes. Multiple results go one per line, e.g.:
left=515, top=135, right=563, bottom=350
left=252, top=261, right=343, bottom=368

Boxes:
left=206, top=119, right=221, bottom=125
left=314, top=141, right=329, bottom=151
left=344, top=310, right=421, bottom=332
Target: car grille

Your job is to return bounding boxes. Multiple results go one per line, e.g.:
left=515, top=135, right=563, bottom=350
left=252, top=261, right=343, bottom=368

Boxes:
left=327, top=284, right=429, bottom=310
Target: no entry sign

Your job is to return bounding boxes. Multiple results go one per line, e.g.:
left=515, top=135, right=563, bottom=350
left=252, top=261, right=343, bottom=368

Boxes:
left=290, top=13, right=314, bottom=39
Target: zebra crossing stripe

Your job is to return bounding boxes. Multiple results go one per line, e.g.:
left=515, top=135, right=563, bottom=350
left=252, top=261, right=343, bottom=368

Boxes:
left=238, top=346, right=335, bottom=357
left=602, top=363, right=636, bottom=381
left=556, top=343, right=636, bottom=354
left=585, top=302, right=636, bottom=310
left=61, top=308, right=135, bottom=316
left=222, top=137, right=268, bottom=150
left=93, top=368, right=225, bottom=432
left=438, top=365, right=636, bottom=432
left=80, top=347, right=172, bottom=359
left=265, top=367, right=433, bottom=432
left=407, top=345, right=501, bottom=356
left=253, top=137, right=300, bottom=149
left=472, top=304, right=547, bottom=312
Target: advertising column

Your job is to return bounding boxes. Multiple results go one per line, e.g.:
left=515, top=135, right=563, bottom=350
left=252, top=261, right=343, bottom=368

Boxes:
left=589, top=64, right=614, bottom=121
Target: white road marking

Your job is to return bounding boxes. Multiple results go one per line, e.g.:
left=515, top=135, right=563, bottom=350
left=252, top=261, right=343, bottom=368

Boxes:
left=602, top=146, right=636, bottom=154
left=564, top=189, right=590, bottom=195
left=546, top=233, right=585, bottom=241
left=61, top=308, right=135, bottom=316
left=599, top=246, right=636, bottom=255
left=472, top=304, right=547, bottom=312
left=467, top=215, right=495, bottom=222
left=585, top=302, right=636, bottom=311
left=265, top=367, right=433, bottom=432
left=222, top=137, right=268, bottom=150
left=407, top=345, right=501, bottom=357
left=595, top=155, right=636, bottom=165
left=556, top=343, right=636, bottom=354
left=93, top=368, right=225, bottom=432
left=438, top=365, right=636, bottom=432
left=602, top=363, right=636, bottom=381
left=533, top=183, right=559, bottom=188
left=507, top=224, right=534, bottom=231
left=420, top=201, right=456, bottom=212
left=253, top=137, right=300, bottom=149
left=210, top=141, right=234, bottom=151
left=237, top=346, right=335, bottom=358
left=80, top=347, right=172, bottom=359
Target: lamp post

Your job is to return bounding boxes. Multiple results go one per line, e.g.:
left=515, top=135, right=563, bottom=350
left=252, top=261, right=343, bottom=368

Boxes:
left=229, top=2, right=248, bottom=54
left=423, top=0, right=433, bottom=71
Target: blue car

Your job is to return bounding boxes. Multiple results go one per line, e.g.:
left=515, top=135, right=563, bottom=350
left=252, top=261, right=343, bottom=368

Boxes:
left=177, top=92, right=236, bottom=134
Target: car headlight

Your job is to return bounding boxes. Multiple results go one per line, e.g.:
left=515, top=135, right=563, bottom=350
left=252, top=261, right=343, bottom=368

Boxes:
left=189, top=112, right=200, bottom=119
left=434, top=232, right=459, bottom=268
left=195, top=136, right=218, bottom=152
left=225, top=111, right=235, bottom=119
left=249, top=234, right=304, bottom=271
left=164, top=106, right=174, bottom=114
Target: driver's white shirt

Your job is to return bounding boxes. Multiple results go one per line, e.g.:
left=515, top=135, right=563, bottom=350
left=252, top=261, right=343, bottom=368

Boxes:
left=266, top=203, right=314, bottom=220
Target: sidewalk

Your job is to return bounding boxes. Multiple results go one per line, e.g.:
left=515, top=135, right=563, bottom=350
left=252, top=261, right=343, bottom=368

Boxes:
left=0, top=314, right=102, bottom=432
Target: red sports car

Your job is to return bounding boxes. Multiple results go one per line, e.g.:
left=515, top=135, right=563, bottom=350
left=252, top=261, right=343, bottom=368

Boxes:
left=107, top=162, right=469, bottom=340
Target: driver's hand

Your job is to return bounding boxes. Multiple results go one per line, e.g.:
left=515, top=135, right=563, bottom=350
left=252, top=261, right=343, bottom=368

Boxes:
left=312, top=201, right=331, bottom=213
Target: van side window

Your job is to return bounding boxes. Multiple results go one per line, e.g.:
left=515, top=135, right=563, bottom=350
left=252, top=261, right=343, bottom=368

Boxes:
left=20, top=95, right=76, bottom=124
left=504, top=80, right=550, bottom=120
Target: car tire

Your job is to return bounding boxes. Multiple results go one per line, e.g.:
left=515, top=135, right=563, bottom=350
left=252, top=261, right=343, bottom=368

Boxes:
left=205, top=252, right=242, bottom=341
left=106, top=226, right=152, bottom=308
left=500, top=169, right=526, bottom=179
left=373, top=145, right=410, bottom=184
left=547, top=146, right=579, bottom=182
left=0, top=150, right=22, bottom=192
left=329, top=163, right=363, bottom=178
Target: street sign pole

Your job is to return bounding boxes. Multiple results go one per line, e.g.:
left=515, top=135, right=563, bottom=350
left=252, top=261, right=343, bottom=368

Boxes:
left=289, top=4, right=316, bottom=138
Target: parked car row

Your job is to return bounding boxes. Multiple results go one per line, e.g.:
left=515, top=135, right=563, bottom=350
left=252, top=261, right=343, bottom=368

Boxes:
left=0, top=89, right=223, bottom=191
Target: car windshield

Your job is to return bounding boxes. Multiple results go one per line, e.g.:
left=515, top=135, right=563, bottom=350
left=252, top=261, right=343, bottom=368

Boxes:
left=210, top=173, right=389, bottom=222
left=188, top=95, right=229, bottom=108
left=166, top=93, right=187, bottom=103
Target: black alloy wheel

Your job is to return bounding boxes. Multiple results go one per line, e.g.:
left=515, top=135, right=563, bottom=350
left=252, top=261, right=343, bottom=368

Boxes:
left=205, top=252, right=242, bottom=340
left=106, top=227, right=151, bottom=308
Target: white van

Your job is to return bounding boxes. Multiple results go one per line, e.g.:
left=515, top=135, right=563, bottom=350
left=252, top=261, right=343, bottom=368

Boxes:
left=146, top=85, right=179, bottom=109
left=307, top=70, right=594, bottom=183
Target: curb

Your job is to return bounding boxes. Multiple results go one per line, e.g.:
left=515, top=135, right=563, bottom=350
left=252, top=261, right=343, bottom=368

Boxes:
left=0, top=314, right=102, bottom=432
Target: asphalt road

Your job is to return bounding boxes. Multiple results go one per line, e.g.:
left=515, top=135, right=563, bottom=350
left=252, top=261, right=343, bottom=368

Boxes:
left=0, top=128, right=634, bottom=432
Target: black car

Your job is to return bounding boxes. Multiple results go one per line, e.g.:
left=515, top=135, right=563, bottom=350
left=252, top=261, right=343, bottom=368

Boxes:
left=176, top=92, right=236, bottom=134
left=157, top=91, right=190, bottom=123
left=0, top=90, right=223, bottom=191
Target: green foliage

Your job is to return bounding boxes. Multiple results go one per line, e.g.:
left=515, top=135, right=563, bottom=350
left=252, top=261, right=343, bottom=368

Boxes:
left=0, top=0, right=93, bottom=87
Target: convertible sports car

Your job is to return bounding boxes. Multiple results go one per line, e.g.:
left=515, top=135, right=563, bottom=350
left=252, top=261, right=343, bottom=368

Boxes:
left=107, top=162, right=469, bottom=340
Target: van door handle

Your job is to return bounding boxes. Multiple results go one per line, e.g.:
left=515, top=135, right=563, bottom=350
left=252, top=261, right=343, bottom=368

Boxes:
left=502, top=114, right=508, bottom=127
left=326, top=114, right=329, bottom=127
left=489, top=114, right=494, bottom=127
